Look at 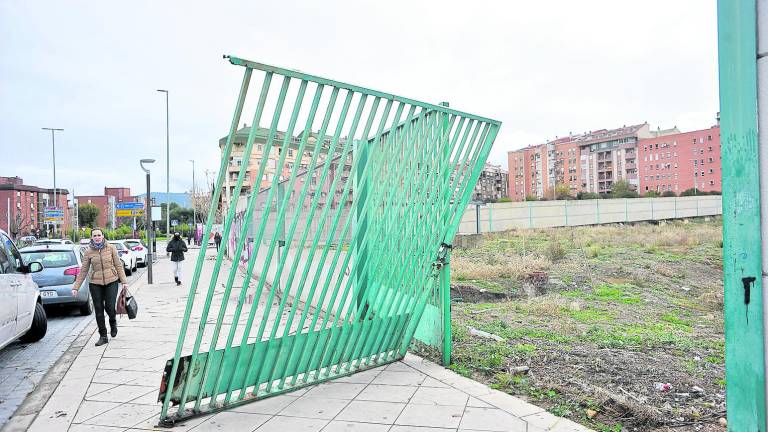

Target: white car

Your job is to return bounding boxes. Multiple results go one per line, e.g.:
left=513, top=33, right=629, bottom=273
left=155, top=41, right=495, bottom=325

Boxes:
left=1, top=230, right=47, bottom=350
left=124, top=239, right=148, bottom=267
left=108, top=240, right=137, bottom=276
left=34, top=239, right=74, bottom=246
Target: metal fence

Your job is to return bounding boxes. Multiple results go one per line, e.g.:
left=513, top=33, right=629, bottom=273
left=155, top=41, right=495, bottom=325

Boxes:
left=458, top=195, right=722, bottom=234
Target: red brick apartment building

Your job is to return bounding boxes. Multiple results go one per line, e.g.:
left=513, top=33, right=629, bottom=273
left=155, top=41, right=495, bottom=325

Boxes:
left=638, top=125, right=721, bottom=194
left=0, top=176, right=71, bottom=237
left=76, top=187, right=140, bottom=229
left=506, top=122, right=724, bottom=200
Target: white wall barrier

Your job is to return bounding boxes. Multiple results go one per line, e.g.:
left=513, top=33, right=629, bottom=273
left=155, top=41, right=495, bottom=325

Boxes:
left=457, top=195, right=722, bottom=234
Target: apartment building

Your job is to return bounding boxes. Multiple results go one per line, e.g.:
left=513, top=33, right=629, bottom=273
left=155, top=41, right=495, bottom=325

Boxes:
left=507, top=123, right=681, bottom=200
left=638, top=125, right=721, bottom=194
left=0, top=176, right=71, bottom=237
left=219, top=125, right=352, bottom=211
left=473, top=163, right=509, bottom=202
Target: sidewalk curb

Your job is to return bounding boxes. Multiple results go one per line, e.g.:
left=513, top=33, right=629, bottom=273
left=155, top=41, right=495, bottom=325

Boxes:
left=1, top=267, right=148, bottom=432
left=0, top=321, right=95, bottom=432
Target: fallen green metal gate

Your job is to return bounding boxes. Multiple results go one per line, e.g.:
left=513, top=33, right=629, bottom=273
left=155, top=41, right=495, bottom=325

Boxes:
left=158, top=55, right=501, bottom=424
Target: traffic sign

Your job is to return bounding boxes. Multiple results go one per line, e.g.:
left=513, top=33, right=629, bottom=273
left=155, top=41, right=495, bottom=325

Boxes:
left=171, top=219, right=179, bottom=227
left=116, top=202, right=145, bottom=210
left=117, top=209, right=145, bottom=217
left=43, top=207, right=64, bottom=221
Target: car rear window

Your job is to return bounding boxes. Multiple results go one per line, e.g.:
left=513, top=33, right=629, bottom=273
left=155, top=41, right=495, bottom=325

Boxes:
left=110, top=242, right=126, bottom=250
left=125, top=241, right=140, bottom=248
left=22, top=251, right=78, bottom=268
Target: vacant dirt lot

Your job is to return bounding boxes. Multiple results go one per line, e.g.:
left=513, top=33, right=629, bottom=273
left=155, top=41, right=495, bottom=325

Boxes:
left=434, top=219, right=725, bottom=432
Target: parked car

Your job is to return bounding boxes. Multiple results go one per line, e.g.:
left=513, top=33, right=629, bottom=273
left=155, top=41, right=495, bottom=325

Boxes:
left=19, top=245, right=92, bottom=316
left=124, top=239, right=148, bottom=267
left=1, top=229, right=47, bottom=350
left=108, top=240, right=137, bottom=276
left=16, top=236, right=37, bottom=249
left=79, top=238, right=90, bottom=247
left=34, top=239, right=74, bottom=246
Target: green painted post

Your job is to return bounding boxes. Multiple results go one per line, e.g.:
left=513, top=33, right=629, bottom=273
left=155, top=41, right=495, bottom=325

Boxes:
left=674, top=197, right=677, bottom=219
left=651, top=199, right=654, bottom=220
left=528, top=200, right=533, bottom=228
left=624, top=198, right=628, bottom=222
left=488, top=204, right=493, bottom=232
left=439, top=102, right=451, bottom=366
left=595, top=199, right=600, bottom=224
left=564, top=199, right=568, bottom=226
left=717, top=1, right=766, bottom=430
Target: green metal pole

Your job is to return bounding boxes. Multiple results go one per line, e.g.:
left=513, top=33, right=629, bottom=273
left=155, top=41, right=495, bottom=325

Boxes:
left=439, top=102, right=451, bottom=366
left=528, top=200, right=533, bottom=228
left=596, top=199, right=600, bottom=224
left=717, top=0, right=766, bottom=429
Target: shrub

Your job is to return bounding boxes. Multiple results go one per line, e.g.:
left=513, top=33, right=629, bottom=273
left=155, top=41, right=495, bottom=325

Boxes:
left=498, top=197, right=512, bottom=203
left=577, top=192, right=600, bottom=200
left=679, top=188, right=699, bottom=196
left=525, top=195, right=539, bottom=202
left=661, top=191, right=677, bottom=197
left=545, top=241, right=566, bottom=261
left=644, top=191, right=661, bottom=198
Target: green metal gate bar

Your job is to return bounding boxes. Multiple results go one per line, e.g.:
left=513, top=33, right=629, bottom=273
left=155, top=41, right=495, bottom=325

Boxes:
left=158, top=55, right=501, bottom=424
left=717, top=1, right=766, bottom=430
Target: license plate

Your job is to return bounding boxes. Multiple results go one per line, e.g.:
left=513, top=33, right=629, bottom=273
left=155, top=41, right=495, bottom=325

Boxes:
left=41, top=291, right=58, bottom=298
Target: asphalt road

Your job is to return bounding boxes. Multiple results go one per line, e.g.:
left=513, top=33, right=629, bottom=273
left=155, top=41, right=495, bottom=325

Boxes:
left=0, top=266, right=146, bottom=429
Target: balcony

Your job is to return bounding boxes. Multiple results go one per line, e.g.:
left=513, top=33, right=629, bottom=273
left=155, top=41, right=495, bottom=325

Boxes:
left=625, top=162, right=636, bottom=170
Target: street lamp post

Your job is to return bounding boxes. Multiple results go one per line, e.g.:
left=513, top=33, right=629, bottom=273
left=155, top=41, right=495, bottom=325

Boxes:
left=157, top=89, right=170, bottom=237
left=140, top=159, right=156, bottom=284
left=42, top=127, right=63, bottom=236
left=190, top=159, right=196, bottom=242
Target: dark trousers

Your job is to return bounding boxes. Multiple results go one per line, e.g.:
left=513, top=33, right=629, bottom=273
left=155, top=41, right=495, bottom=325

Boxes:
left=90, top=281, right=118, bottom=337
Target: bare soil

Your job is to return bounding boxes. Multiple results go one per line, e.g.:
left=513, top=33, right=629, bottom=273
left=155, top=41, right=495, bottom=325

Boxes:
left=419, top=219, right=726, bottom=432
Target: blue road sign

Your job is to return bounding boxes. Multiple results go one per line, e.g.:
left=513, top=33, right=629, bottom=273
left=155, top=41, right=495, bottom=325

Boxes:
left=116, top=202, right=145, bottom=210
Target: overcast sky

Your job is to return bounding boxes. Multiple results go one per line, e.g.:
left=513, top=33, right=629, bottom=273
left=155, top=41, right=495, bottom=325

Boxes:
left=0, top=1, right=719, bottom=197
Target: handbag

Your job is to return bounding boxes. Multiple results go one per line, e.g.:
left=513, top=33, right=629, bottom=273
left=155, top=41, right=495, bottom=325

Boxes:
left=117, top=286, right=139, bottom=319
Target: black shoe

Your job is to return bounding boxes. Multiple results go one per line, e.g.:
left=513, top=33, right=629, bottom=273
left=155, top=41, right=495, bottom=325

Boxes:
left=176, top=280, right=181, bottom=286
left=111, top=327, right=117, bottom=338
left=95, top=336, right=109, bottom=346
left=174, top=276, right=179, bottom=284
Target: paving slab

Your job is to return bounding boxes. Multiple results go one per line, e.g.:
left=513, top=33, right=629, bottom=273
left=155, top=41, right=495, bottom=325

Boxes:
left=10, top=247, right=593, bottom=432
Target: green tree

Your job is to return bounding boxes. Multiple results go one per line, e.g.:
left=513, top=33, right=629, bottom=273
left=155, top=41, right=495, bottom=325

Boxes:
left=610, top=180, right=639, bottom=198
left=554, top=183, right=572, bottom=200
left=680, top=188, right=698, bottom=197
left=78, top=203, right=100, bottom=228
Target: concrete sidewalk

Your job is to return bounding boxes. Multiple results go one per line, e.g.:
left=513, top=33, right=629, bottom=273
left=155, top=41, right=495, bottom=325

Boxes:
left=9, top=248, right=591, bottom=432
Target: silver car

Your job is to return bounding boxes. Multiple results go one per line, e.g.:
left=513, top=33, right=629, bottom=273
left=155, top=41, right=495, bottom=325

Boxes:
left=0, top=230, right=47, bottom=350
left=19, top=245, right=93, bottom=316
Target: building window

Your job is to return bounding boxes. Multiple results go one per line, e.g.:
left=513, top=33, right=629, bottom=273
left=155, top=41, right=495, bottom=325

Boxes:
left=708, top=157, right=713, bottom=163
left=709, top=180, right=715, bottom=185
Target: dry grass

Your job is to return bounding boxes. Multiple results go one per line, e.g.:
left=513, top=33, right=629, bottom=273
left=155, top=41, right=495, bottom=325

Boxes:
left=452, top=254, right=551, bottom=281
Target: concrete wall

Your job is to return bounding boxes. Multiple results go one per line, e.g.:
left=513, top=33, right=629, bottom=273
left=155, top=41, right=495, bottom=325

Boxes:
left=457, top=195, right=722, bottom=234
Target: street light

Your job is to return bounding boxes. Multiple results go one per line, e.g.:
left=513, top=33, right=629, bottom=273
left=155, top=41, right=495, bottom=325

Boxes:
left=42, top=127, right=63, bottom=236
left=157, top=89, right=170, bottom=238
left=140, top=158, right=156, bottom=284
left=189, top=159, right=196, bottom=243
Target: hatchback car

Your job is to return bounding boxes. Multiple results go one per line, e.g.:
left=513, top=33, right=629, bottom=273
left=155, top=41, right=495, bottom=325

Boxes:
left=1, top=230, right=47, bottom=351
left=19, top=245, right=92, bottom=316
left=34, top=239, right=74, bottom=246
left=124, top=239, right=148, bottom=267
left=108, top=240, right=137, bottom=276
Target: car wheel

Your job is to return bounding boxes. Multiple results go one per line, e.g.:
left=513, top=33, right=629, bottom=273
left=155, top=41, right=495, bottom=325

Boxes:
left=20, top=303, right=47, bottom=343
left=125, top=265, right=132, bottom=276
left=79, top=297, right=93, bottom=316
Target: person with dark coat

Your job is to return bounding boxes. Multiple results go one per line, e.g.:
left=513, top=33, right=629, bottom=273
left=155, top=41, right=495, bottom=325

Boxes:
left=214, top=231, right=222, bottom=252
left=166, top=232, right=188, bottom=286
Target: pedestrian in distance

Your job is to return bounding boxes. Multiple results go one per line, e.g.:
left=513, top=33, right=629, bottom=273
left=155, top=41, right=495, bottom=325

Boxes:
left=214, top=231, right=222, bottom=252
left=187, top=230, right=193, bottom=247
left=71, top=228, right=128, bottom=346
left=166, top=232, right=188, bottom=286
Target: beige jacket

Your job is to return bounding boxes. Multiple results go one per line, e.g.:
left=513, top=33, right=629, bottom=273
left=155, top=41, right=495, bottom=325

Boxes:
left=73, top=243, right=128, bottom=290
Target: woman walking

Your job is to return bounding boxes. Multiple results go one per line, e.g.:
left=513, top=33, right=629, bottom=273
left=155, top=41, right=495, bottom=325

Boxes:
left=166, top=232, right=188, bottom=286
left=72, top=229, right=128, bottom=346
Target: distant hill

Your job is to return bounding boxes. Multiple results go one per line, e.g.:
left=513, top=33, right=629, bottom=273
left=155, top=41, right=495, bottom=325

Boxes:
left=136, top=192, right=191, bottom=208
